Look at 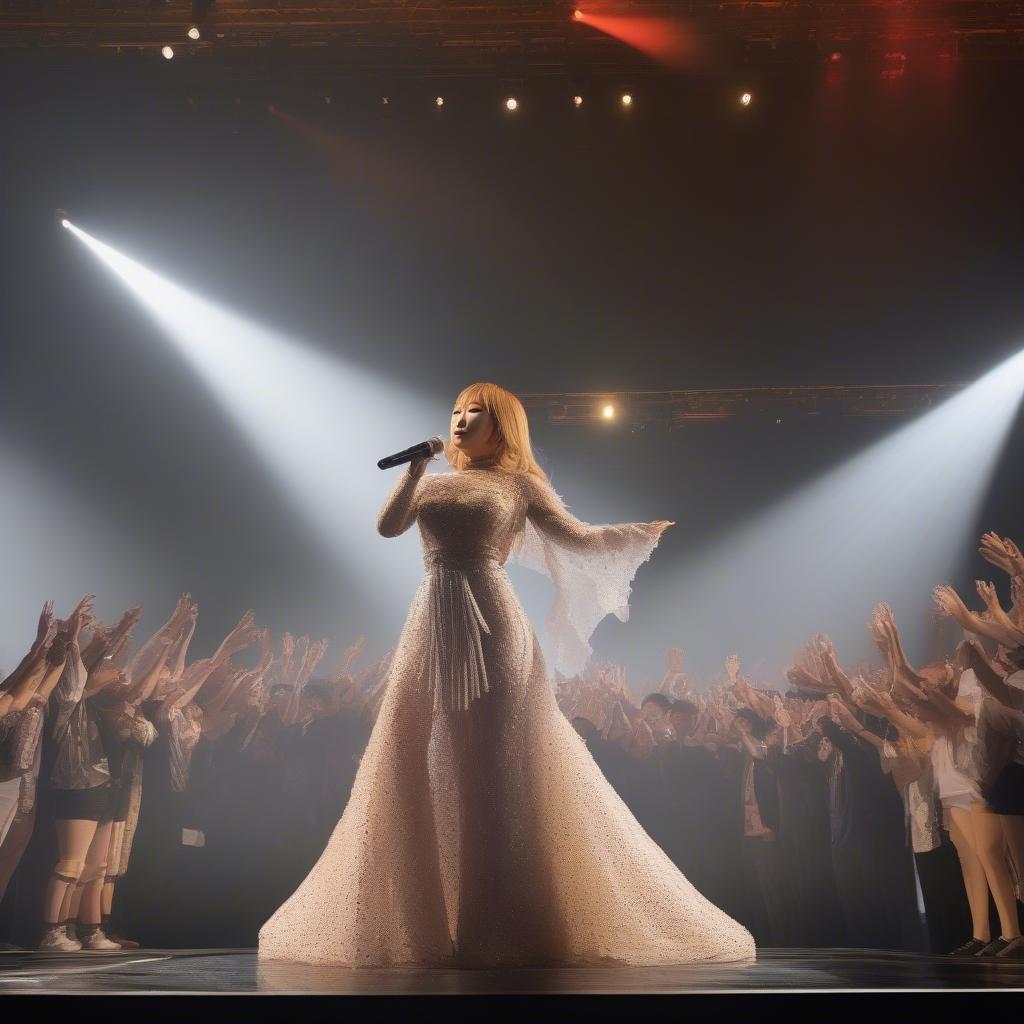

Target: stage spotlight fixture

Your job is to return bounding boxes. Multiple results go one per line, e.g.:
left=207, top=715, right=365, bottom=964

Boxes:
left=602, top=403, right=616, bottom=419
left=161, top=45, right=175, bottom=60
left=187, top=26, right=201, bottom=40
left=55, top=208, right=70, bottom=229
left=505, top=97, right=519, bottom=112
left=382, top=96, right=390, bottom=105
left=435, top=96, right=445, bottom=107
left=621, top=93, right=633, bottom=107
left=324, top=96, right=332, bottom=105
left=829, top=51, right=842, bottom=63
left=573, top=8, right=584, bottom=20
left=740, top=92, right=753, bottom=106
left=573, top=95, right=584, bottom=108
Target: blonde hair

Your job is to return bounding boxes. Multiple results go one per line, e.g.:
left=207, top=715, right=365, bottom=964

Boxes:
left=446, top=382, right=548, bottom=482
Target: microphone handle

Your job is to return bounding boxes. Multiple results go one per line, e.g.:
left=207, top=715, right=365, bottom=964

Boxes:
left=377, top=436, right=444, bottom=470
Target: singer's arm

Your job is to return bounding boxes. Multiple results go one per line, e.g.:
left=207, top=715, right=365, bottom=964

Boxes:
left=377, top=466, right=424, bottom=538
left=521, top=473, right=669, bottom=554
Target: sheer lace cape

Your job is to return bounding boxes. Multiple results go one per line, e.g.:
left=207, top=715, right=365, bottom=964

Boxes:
left=508, top=474, right=662, bottom=682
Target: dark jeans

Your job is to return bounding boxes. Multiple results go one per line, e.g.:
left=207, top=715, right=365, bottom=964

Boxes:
left=742, top=835, right=793, bottom=947
left=832, top=836, right=925, bottom=951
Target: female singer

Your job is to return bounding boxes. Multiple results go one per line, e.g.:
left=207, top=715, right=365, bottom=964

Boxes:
left=259, top=382, right=755, bottom=967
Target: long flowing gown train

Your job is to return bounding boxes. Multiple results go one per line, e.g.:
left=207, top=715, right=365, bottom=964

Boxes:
left=258, top=460, right=756, bottom=966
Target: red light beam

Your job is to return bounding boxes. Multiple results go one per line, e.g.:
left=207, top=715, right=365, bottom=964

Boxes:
left=573, top=10, right=706, bottom=70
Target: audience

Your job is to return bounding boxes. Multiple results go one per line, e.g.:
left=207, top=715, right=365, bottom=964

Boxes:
left=1, top=530, right=1022, bottom=958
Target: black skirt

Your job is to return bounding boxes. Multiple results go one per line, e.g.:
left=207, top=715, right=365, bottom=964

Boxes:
left=53, top=782, right=117, bottom=823
left=986, top=761, right=1024, bottom=816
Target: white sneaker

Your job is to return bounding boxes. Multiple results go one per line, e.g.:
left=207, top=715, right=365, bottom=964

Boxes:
left=38, top=925, right=82, bottom=952
left=79, top=926, right=121, bottom=951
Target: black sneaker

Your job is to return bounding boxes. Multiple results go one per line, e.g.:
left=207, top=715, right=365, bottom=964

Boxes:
left=949, top=937, right=988, bottom=956
left=995, top=937, right=1024, bottom=959
left=975, top=937, right=1013, bottom=957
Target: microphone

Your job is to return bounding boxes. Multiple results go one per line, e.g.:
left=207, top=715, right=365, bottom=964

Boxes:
left=377, top=436, right=446, bottom=471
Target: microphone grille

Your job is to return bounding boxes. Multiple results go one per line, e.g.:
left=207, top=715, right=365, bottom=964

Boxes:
left=428, top=436, right=445, bottom=455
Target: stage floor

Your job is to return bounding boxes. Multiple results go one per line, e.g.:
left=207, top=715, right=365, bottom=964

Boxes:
left=0, top=947, right=1022, bottom=994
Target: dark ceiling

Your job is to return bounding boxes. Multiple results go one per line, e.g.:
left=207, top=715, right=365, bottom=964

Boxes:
left=1, top=1, right=1023, bottom=80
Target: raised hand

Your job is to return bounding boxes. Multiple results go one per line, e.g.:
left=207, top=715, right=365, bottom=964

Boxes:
left=828, top=695, right=862, bottom=733
left=1011, top=577, right=1024, bottom=628
left=786, top=664, right=830, bottom=693
left=106, top=628, right=134, bottom=664
left=665, top=646, right=685, bottom=672
left=31, top=600, right=57, bottom=656
left=259, top=627, right=273, bottom=665
left=979, top=533, right=1024, bottom=578
left=773, top=703, right=792, bottom=728
left=106, top=606, right=142, bottom=650
left=65, top=593, right=97, bottom=639
left=849, top=675, right=885, bottom=715
left=342, top=634, right=367, bottom=670
left=815, top=633, right=835, bottom=659
left=933, top=584, right=970, bottom=622
left=168, top=593, right=194, bottom=631
left=867, top=607, right=889, bottom=650
left=976, top=580, right=1004, bottom=615
left=217, top=610, right=261, bottom=659
left=725, top=654, right=741, bottom=682
left=308, top=638, right=330, bottom=671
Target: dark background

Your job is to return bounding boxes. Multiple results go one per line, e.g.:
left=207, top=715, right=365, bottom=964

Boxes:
left=2, top=61, right=1022, bottom=682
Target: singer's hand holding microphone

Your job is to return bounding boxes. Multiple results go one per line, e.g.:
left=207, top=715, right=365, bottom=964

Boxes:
left=377, top=436, right=446, bottom=479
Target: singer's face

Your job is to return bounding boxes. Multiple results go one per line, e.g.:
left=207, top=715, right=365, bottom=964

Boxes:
left=451, top=399, right=497, bottom=460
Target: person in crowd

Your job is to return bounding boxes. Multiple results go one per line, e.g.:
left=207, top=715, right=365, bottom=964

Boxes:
left=3, top=527, right=1023, bottom=957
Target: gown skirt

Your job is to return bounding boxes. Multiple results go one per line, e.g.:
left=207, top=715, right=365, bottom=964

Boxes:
left=257, top=552, right=756, bottom=967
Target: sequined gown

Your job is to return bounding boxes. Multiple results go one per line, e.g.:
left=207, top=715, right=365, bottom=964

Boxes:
left=258, top=461, right=756, bottom=966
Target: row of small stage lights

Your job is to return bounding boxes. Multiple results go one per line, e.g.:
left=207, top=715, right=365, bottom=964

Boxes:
left=266, top=92, right=755, bottom=111
left=158, top=24, right=757, bottom=110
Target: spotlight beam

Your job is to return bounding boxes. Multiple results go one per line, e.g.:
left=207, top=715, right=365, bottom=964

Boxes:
left=60, top=219, right=443, bottom=630
left=645, top=348, right=1024, bottom=677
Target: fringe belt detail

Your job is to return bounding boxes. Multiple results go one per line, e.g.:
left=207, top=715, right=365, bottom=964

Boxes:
left=423, top=555, right=496, bottom=713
